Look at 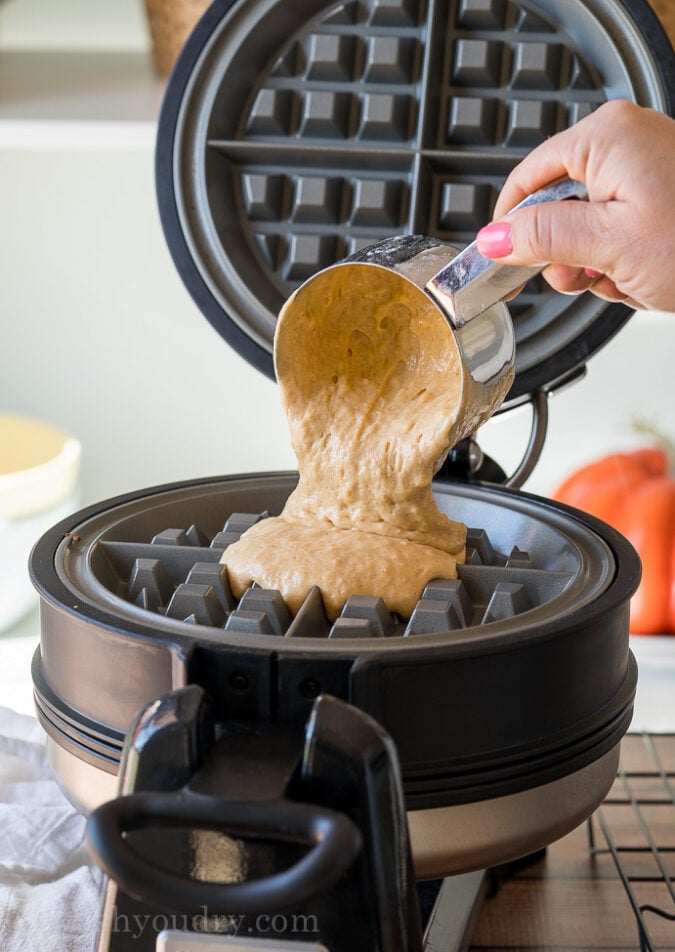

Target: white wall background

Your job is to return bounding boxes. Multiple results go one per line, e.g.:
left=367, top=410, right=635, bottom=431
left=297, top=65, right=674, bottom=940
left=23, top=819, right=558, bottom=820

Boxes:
left=0, top=0, right=149, bottom=50
left=1, top=0, right=674, bottom=513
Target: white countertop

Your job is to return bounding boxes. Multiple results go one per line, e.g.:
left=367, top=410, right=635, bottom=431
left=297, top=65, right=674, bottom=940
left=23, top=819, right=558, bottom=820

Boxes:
left=628, top=634, right=675, bottom=732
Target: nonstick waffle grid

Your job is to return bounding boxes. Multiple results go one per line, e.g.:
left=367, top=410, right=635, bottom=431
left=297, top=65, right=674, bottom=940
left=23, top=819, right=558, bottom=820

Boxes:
left=182, top=0, right=629, bottom=360
left=228, top=0, right=605, bottom=290
left=97, top=511, right=574, bottom=638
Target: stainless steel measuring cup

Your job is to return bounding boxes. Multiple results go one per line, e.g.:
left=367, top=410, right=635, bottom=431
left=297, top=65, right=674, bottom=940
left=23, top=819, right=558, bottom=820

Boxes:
left=276, top=178, right=587, bottom=458
left=337, top=177, right=588, bottom=392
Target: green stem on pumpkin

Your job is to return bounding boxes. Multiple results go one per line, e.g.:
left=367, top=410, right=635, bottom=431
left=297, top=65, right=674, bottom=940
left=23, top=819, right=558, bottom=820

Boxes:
left=630, top=417, right=675, bottom=470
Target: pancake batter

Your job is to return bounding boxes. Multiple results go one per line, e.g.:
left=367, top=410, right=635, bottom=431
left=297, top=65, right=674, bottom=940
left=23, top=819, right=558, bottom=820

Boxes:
left=223, top=264, right=511, bottom=620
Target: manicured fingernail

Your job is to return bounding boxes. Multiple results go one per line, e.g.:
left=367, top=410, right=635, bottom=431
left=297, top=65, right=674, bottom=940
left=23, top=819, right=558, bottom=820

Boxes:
left=476, top=223, right=512, bottom=258
left=584, top=268, right=602, bottom=278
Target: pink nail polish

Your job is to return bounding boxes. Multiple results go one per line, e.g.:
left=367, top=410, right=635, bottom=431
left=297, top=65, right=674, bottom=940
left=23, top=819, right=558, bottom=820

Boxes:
left=584, top=268, right=602, bottom=278
left=476, top=223, right=512, bottom=259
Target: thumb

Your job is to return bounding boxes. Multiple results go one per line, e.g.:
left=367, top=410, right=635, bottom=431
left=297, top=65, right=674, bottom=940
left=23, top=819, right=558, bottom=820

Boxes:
left=476, top=200, right=613, bottom=272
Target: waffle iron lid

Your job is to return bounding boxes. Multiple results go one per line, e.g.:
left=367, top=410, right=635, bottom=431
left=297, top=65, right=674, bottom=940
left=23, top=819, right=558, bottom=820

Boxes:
left=156, top=0, right=673, bottom=408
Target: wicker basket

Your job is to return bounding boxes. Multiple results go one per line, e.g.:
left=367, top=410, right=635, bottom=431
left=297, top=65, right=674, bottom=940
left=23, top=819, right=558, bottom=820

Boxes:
left=648, top=0, right=675, bottom=43
left=144, top=0, right=211, bottom=77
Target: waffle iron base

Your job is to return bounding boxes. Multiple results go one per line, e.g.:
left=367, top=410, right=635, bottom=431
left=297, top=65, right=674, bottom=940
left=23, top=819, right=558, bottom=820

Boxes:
left=30, top=472, right=639, bottom=876
left=45, top=725, right=619, bottom=878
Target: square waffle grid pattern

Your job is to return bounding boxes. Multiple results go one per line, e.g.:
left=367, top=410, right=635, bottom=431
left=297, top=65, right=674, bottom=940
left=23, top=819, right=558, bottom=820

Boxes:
left=99, top=510, right=574, bottom=638
left=589, top=733, right=675, bottom=952
left=206, top=0, right=607, bottom=318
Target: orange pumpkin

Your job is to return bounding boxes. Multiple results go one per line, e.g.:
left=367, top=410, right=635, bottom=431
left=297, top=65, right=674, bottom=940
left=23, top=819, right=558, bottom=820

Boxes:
left=553, top=447, right=675, bottom=635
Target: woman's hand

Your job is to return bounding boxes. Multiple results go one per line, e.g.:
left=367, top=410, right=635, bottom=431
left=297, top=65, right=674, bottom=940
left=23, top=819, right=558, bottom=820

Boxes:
left=475, top=100, right=675, bottom=312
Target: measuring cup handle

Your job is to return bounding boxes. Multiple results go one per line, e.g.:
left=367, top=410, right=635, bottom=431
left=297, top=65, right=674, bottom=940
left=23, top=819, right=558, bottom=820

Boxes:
left=427, top=178, right=589, bottom=327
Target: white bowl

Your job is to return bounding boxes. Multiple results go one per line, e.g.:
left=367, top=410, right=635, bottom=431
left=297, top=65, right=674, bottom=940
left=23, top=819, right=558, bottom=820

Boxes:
left=0, top=414, right=81, bottom=632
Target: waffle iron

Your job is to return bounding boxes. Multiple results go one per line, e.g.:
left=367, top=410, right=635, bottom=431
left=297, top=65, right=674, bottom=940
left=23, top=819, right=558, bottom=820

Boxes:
left=29, top=0, right=674, bottom=948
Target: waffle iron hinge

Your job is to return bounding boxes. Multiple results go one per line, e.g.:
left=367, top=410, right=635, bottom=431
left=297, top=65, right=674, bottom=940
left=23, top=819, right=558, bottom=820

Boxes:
left=438, top=362, right=587, bottom=489
left=184, top=642, right=357, bottom=726
left=437, top=387, right=551, bottom=488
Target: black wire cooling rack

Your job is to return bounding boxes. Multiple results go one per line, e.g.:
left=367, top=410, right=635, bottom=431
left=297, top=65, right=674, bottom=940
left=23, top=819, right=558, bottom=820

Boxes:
left=588, top=733, right=675, bottom=952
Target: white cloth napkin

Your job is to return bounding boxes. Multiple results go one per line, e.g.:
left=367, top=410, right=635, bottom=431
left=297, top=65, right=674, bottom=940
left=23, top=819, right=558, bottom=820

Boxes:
left=0, top=705, right=104, bottom=952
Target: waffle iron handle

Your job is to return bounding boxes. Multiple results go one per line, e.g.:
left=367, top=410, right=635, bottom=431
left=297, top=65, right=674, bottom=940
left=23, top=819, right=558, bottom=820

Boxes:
left=86, top=792, right=362, bottom=917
